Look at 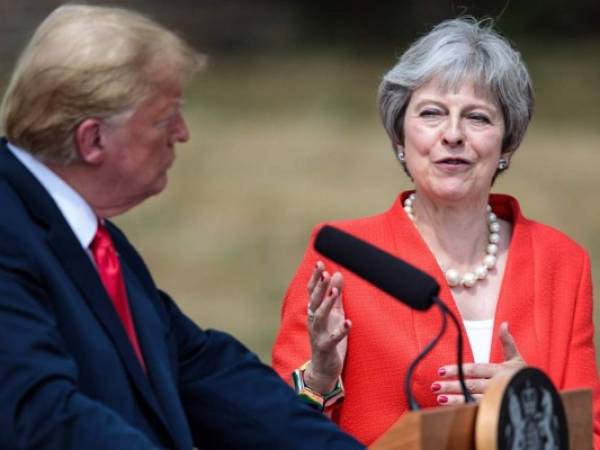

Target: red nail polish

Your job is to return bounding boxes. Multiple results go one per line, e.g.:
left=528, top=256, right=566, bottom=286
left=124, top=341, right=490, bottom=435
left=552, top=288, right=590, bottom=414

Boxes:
left=438, top=368, right=446, bottom=376
left=319, top=274, right=324, bottom=282
left=431, top=383, right=441, bottom=392
left=438, top=395, right=448, bottom=404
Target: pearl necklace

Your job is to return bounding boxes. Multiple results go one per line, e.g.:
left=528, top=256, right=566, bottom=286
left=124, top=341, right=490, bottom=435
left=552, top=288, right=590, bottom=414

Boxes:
left=403, top=193, right=500, bottom=288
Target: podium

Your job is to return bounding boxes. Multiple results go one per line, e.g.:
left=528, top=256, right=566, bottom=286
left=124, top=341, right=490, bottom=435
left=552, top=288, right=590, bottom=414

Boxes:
left=368, top=368, right=592, bottom=450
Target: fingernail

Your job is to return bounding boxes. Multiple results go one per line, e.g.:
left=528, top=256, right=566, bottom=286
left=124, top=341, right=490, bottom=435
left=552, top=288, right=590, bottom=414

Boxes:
left=431, top=383, right=441, bottom=392
left=319, top=274, right=324, bottom=282
left=438, top=368, right=446, bottom=376
left=438, top=395, right=448, bottom=404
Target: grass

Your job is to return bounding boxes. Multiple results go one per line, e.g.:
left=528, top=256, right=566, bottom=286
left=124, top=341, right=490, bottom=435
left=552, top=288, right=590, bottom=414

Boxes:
left=111, top=42, right=600, bottom=362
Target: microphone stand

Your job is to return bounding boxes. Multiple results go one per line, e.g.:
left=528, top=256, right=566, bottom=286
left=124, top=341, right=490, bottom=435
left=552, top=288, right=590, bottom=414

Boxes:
left=404, top=297, right=474, bottom=410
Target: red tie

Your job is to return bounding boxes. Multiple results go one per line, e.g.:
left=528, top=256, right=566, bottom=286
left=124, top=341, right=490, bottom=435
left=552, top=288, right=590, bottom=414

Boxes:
left=90, top=221, right=146, bottom=369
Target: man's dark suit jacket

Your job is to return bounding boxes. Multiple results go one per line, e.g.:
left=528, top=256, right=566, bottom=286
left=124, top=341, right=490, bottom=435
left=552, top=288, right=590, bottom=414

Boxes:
left=0, top=138, right=363, bottom=450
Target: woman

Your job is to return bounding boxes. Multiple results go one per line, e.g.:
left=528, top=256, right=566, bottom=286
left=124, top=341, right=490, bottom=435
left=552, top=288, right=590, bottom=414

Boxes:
left=272, top=17, right=600, bottom=447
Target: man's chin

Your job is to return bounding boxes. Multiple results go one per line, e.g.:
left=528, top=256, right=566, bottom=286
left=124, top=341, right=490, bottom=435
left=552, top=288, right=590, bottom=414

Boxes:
left=102, top=179, right=169, bottom=218
left=153, top=174, right=169, bottom=195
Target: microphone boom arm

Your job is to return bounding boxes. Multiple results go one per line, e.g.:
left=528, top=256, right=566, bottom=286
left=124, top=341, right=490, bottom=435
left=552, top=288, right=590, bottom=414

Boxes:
left=404, top=299, right=448, bottom=410
left=433, top=297, right=475, bottom=405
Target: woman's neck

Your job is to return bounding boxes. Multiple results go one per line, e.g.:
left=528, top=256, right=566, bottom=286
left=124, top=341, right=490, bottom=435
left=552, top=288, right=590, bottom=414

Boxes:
left=410, top=193, right=490, bottom=272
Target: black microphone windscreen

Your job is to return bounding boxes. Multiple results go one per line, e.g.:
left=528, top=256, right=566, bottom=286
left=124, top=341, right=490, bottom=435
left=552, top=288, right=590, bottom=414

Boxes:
left=314, top=225, right=439, bottom=311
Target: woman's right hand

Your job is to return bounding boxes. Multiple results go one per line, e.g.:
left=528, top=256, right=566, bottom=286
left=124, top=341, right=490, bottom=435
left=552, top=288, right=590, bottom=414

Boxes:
left=303, top=261, right=351, bottom=393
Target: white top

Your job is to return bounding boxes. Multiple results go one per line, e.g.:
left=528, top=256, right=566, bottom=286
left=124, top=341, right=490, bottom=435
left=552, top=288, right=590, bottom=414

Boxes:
left=7, top=142, right=97, bottom=250
left=463, top=318, right=494, bottom=363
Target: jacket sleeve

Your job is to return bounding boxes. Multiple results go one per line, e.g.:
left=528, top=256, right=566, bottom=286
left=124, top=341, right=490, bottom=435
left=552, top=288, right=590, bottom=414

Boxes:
left=0, top=264, right=162, bottom=449
left=561, top=252, right=600, bottom=448
left=165, top=293, right=363, bottom=450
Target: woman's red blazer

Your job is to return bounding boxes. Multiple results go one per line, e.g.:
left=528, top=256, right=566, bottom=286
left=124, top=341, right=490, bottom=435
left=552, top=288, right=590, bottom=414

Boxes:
left=272, top=192, right=600, bottom=447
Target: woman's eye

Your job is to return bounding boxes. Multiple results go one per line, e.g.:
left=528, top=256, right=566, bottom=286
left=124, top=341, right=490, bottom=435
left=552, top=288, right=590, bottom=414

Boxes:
left=468, top=113, right=491, bottom=124
left=420, top=109, right=441, bottom=117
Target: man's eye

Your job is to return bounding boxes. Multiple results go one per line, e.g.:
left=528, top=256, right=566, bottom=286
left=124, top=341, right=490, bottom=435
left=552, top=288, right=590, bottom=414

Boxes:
left=156, top=113, right=176, bottom=127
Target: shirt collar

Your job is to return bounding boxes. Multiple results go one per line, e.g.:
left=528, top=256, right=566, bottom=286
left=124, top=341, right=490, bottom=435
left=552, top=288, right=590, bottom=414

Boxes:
left=7, top=143, right=97, bottom=249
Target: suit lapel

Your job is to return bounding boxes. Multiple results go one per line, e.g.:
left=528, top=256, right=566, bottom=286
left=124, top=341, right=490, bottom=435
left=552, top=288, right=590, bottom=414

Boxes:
left=120, top=258, right=192, bottom=449
left=0, top=140, right=175, bottom=442
left=110, top=223, right=193, bottom=449
left=44, top=227, right=164, bottom=399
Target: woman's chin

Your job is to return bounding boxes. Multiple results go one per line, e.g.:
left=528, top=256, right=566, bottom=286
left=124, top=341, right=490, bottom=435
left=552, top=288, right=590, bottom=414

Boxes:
left=421, top=184, right=487, bottom=205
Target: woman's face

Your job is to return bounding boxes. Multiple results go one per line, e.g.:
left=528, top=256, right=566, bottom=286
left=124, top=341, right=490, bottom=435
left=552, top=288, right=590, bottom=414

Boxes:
left=402, top=78, right=507, bottom=206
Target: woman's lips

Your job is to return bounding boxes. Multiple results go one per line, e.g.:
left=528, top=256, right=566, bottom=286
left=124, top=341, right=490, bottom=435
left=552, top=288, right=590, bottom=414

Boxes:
left=436, top=158, right=471, bottom=165
left=434, top=158, right=472, bottom=172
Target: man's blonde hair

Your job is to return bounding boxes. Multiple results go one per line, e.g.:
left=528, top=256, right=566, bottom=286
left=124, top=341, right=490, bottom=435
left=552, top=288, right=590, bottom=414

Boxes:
left=1, top=4, right=205, bottom=163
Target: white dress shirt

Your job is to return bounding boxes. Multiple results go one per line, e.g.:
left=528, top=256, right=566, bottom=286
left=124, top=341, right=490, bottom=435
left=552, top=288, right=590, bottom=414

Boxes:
left=7, top=142, right=97, bottom=250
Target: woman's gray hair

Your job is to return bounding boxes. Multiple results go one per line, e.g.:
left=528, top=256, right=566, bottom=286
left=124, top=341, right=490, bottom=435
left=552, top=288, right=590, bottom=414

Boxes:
left=378, top=17, right=534, bottom=155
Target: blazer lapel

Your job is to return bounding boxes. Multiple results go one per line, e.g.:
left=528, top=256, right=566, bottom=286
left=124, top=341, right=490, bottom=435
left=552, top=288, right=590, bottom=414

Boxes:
left=488, top=195, right=537, bottom=364
left=385, top=194, right=474, bottom=402
left=388, top=194, right=537, bottom=384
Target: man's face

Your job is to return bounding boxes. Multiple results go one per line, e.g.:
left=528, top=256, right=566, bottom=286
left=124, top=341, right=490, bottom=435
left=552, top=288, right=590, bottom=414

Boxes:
left=101, top=82, right=189, bottom=213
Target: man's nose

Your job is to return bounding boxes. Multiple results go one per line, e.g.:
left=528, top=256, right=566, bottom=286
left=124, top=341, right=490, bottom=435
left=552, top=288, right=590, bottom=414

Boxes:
left=172, top=111, right=189, bottom=143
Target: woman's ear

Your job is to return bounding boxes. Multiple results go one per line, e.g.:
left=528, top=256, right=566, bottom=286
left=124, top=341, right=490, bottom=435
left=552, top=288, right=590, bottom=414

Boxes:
left=395, top=143, right=405, bottom=162
left=498, top=150, right=514, bottom=170
left=74, top=118, right=106, bottom=165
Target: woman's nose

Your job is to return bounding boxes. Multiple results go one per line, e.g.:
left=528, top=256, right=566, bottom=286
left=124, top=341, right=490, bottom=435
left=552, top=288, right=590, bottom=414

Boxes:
left=441, top=118, right=464, bottom=147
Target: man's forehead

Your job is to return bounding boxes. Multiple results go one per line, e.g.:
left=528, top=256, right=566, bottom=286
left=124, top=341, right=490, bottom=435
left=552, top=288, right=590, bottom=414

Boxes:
left=136, top=87, right=183, bottom=113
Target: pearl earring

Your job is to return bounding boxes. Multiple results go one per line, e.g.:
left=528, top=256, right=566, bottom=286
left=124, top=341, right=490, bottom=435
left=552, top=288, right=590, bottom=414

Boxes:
left=498, top=158, right=508, bottom=170
left=397, top=150, right=405, bottom=163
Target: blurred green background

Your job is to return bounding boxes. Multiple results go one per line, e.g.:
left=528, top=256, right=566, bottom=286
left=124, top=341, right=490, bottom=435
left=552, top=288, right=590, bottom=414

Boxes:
left=1, top=1, right=599, bottom=362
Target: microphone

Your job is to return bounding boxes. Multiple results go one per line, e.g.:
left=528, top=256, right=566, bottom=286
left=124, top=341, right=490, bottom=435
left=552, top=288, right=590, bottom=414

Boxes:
left=313, top=225, right=439, bottom=311
left=313, top=225, right=474, bottom=409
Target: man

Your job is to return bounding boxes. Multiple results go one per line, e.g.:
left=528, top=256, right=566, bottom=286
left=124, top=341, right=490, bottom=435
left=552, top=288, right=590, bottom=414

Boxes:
left=0, top=5, right=363, bottom=449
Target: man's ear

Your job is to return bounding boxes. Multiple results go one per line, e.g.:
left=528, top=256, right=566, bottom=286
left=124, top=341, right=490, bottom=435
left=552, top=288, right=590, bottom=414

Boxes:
left=74, top=118, right=107, bottom=165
